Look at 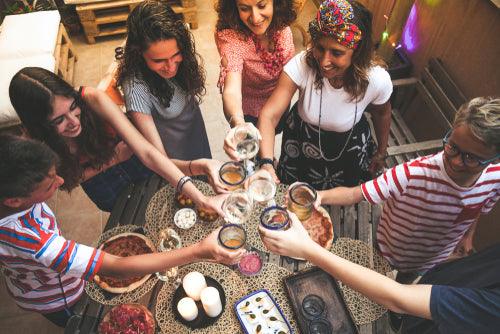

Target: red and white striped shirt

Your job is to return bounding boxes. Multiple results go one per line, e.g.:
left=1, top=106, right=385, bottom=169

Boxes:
left=361, top=152, right=500, bottom=273
left=0, top=203, right=104, bottom=313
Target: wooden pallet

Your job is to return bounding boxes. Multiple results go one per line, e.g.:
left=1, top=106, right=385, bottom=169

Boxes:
left=171, top=4, right=198, bottom=29
left=76, top=0, right=143, bottom=44
left=54, top=23, right=77, bottom=84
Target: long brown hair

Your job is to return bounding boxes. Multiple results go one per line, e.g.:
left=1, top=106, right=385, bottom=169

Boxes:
left=215, top=0, right=297, bottom=35
left=306, top=1, right=384, bottom=101
left=9, top=67, right=116, bottom=191
left=116, top=0, right=205, bottom=107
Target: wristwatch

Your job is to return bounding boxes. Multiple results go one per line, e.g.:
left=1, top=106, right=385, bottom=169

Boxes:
left=258, top=158, right=274, bottom=168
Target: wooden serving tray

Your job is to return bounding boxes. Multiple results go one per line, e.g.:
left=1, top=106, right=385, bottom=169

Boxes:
left=284, top=267, right=358, bottom=334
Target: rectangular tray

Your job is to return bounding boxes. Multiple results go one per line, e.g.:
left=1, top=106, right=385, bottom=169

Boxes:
left=284, top=267, right=358, bottom=334
left=234, top=289, right=293, bottom=334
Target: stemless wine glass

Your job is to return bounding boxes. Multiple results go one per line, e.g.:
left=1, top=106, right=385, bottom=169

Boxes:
left=219, top=161, right=247, bottom=191
left=218, top=224, right=247, bottom=250
left=221, top=190, right=253, bottom=225
left=233, top=124, right=260, bottom=161
left=156, top=228, right=182, bottom=282
left=287, top=183, right=317, bottom=221
left=248, top=169, right=277, bottom=207
left=260, top=206, right=290, bottom=230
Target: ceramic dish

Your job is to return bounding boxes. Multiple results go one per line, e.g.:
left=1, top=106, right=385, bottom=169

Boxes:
left=234, top=289, right=293, bottom=334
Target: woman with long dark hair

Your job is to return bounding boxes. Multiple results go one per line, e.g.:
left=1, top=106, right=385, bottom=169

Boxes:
left=10, top=67, right=227, bottom=213
left=258, top=0, right=393, bottom=189
left=116, top=1, right=225, bottom=190
left=214, top=0, right=297, bottom=159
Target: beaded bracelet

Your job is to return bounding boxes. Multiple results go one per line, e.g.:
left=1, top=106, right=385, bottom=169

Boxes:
left=258, top=158, right=274, bottom=168
left=176, top=176, right=193, bottom=194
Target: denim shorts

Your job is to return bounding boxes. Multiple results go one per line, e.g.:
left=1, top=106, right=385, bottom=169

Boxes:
left=80, top=155, right=153, bottom=212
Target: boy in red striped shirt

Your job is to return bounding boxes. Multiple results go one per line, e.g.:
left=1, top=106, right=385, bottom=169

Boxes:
left=0, top=136, right=243, bottom=327
left=316, top=97, right=500, bottom=277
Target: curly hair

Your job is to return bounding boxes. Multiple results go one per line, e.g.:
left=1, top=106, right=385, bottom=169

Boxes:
left=9, top=67, right=116, bottom=192
left=306, top=1, right=384, bottom=101
left=116, top=0, right=205, bottom=108
left=454, top=97, right=500, bottom=152
left=215, top=0, right=297, bottom=35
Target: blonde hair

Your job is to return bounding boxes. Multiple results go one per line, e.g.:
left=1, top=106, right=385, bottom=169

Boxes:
left=454, top=97, right=500, bottom=152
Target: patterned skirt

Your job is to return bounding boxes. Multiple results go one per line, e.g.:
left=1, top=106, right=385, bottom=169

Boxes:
left=277, top=104, right=376, bottom=190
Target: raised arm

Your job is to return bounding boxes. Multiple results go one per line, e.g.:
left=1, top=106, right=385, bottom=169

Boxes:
left=99, top=228, right=243, bottom=278
left=222, top=70, right=246, bottom=128
left=367, top=101, right=392, bottom=175
left=257, top=72, right=297, bottom=180
left=318, top=185, right=364, bottom=206
left=82, top=87, right=223, bottom=213
left=260, top=216, right=432, bottom=320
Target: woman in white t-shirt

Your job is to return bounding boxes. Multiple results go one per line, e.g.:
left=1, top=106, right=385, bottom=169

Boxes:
left=258, top=0, right=393, bottom=189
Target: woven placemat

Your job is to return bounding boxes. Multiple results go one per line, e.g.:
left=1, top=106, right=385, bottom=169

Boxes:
left=155, top=262, right=246, bottom=334
left=240, top=263, right=299, bottom=333
left=145, top=180, right=223, bottom=248
left=331, top=237, right=393, bottom=325
left=84, top=225, right=159, bottom=305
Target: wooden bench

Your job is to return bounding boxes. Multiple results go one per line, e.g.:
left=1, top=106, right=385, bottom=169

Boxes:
left=369, top=58, right=467, bottom=168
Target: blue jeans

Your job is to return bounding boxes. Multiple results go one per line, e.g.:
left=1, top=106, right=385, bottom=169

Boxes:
left=80, top=155, right=153, bottom=212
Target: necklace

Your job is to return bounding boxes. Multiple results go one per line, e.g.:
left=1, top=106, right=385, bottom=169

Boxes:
left=252, top=32, right=285, bottom=77
left=317, top=85, right=358, bottom=162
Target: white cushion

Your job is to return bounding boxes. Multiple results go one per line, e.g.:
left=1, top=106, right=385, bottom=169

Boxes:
left=0, top=55, right=56, bottom=128
left=0, top=10, right=61, bottom=59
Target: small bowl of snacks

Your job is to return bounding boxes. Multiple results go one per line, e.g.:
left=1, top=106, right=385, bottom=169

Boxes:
left=238, top=252, right=263, bottom=276
left=174, top=208, right=197, bottom=229
left=176, top=192, right=195, bottom=208
left=196, top=207, right=219, bottom=223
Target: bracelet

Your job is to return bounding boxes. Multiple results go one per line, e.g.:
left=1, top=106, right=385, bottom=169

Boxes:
left=188, top=160, right=194, bottom=175
left=258, top=158, right=274, bottom=168
left=176, top=176, right=192, bottom=194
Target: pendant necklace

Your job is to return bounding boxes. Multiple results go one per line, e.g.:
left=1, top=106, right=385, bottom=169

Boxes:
left=317, top=84, right=358, bottom=162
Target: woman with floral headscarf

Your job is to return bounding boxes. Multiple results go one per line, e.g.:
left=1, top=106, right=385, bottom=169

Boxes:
left=258, top=0, right=392, bottom=190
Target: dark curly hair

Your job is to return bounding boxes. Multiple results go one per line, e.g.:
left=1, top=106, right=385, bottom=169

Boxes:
left=215, top=0, right=297, bottom=35
left=306, top=1, right=384, bottom=101
left=116, top=0, right=205, bottom=108
left=9, top=67, right=116, bottom=192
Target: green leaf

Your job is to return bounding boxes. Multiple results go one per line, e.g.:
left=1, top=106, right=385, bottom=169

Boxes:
left=256, top=297, right=262, bottom=302
left=256, top=324, right=262, bottom=333
left=250, top=313, right=256, bottom=319
left=269, top=316, right=278, bottom=321
left=263, top=309, right=269, bottom=314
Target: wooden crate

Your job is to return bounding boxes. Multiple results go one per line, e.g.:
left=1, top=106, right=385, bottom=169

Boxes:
left=166, top=0, right=196, bottom=7
left=54, top=24, right=78, bottom=84
left=76, top=0, right=143, bottom=44
left=171, top=4, right=198, bottom=29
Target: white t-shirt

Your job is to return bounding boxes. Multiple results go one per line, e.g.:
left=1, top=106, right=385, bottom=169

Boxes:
left=284, top=51, right=393, bottom=132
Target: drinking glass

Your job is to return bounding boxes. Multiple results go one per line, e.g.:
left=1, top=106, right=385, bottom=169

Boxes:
left=287, top=183, right=317, bottom=221
left=218, top=224, right=247, bottom=251
left=156, top=228, right=182, bottom=282
left=260, top=206, right=290, bottom=230
left=222, top=190, right=253, bottom=225
left=219, top=161, right=247, bottom=191
left=248, top=170, right=276, bottom=207
left=233, top=124, right=260, bottom=161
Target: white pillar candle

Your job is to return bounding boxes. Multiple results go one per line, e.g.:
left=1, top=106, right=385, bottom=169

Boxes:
left=177, top=297, right=198, bottom=321
left=182, top=271, right=207, bottom=301
left=200, top=286, right=222, bottom=318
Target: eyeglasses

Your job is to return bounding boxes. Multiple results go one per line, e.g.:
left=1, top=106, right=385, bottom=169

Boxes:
left=442, top=130, right=500, bottom=167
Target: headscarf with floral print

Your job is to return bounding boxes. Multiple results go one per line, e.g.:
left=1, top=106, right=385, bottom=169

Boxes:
left=310, top=0, right=362, bottom=49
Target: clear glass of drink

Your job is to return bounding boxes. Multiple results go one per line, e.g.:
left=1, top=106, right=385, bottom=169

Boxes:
left=233, top=124, right=260, bottom=161
left=156, top=228, right=182, bottom=282
left=222, top=190, right=253, bottom=225
left=248, top=169, right=277, bottom=207
left=218, top=224, right=246, bottom=250
left=219, top=161, right=247, bottom=191
left=287, top=183, right=317, bottom=221
left=260, top=206, right=290, bottom=230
